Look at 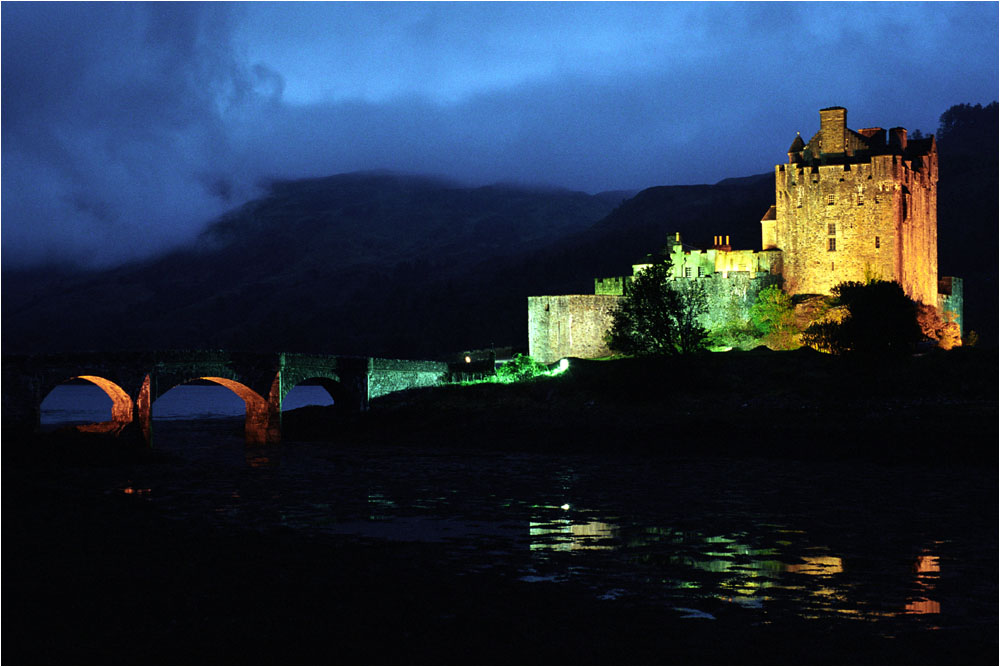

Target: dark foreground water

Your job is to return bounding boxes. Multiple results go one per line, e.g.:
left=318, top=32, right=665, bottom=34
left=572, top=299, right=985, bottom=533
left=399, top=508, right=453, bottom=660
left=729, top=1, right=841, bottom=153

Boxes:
left=14, top=385, right=998, bottom=662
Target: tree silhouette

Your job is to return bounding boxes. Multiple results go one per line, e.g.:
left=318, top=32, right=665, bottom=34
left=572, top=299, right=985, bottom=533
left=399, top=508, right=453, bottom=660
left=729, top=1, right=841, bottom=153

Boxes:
left=605, top=262, right=708, bottom=355
left=801, top=280, right=922, bottom=356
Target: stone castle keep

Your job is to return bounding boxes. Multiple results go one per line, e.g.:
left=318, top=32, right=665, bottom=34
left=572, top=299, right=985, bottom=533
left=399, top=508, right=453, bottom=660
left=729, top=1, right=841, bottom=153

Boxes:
left=529, top=107, right=964, bottom=363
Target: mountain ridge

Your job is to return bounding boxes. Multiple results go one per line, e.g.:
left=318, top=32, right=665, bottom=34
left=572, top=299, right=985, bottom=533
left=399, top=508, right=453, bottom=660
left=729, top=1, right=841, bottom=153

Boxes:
left=3, top=102, right=996, bottom=357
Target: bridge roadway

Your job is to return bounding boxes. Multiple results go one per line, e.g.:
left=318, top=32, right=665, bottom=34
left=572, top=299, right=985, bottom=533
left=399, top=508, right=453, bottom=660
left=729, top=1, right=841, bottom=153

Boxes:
left=2, top=350, right=450, bottom=445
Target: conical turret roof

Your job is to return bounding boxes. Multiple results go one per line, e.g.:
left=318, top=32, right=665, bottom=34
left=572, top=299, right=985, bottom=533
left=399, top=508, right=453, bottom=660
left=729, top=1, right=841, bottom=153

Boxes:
left=788, top=132, right=805, bottom=153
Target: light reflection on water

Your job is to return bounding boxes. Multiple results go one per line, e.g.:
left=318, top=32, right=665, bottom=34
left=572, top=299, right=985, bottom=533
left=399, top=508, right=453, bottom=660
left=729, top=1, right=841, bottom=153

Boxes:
left=40, top=384, right=988, bottom=635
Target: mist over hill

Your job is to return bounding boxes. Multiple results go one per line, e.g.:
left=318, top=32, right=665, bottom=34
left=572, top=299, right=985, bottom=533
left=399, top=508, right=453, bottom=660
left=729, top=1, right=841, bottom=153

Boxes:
left=2, top=172, right=619, bottom=357
left=3, top=103, right=996, bottom=357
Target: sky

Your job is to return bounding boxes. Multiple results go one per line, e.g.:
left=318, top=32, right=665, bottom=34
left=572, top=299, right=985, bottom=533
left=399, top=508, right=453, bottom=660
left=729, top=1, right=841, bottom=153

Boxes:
left=2, top=2, right=997, bottom=269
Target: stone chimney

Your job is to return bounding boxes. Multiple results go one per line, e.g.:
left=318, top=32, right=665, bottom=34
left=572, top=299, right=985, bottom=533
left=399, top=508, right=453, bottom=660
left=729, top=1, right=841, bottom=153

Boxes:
left=819, top=106, right=847, bottom=155
left=888, top=127, right=908, bottom=152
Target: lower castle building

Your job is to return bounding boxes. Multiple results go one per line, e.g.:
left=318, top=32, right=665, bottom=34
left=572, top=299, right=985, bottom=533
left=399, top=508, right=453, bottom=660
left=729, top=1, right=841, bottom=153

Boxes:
left=529, top=107, right=964, bottom=363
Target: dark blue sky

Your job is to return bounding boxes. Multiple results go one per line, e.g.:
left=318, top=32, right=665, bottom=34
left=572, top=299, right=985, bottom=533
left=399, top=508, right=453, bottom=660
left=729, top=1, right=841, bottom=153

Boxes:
left=2, top=2, right=997, bottom=268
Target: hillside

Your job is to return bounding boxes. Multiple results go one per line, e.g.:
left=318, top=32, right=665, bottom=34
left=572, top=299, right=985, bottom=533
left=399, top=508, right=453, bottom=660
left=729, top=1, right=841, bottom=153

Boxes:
left=2, top=103, right=996, bottom=358
left=2, top=173, right=618, bottom=357
left=0, top=171, right=775, bottom=358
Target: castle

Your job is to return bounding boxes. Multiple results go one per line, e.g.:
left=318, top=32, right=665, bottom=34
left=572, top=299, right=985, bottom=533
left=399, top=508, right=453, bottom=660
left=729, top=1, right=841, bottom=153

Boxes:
left=528, top=107, right=964, bottom=363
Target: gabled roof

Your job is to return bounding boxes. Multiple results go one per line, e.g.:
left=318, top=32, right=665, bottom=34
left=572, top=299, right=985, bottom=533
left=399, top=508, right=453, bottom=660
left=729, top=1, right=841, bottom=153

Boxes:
left=906, top=136, right=936, bottom=157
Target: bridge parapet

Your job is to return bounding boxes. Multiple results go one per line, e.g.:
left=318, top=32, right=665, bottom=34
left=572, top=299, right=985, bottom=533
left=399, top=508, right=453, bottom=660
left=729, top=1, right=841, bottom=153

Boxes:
left=368, top=359, right=450, bottom=400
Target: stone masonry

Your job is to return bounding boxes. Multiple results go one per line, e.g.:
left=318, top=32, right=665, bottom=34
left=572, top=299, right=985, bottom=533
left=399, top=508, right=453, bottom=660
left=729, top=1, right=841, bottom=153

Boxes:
left=767, top=106, right=939, bottom=306
left=528, top=295, right=620, bottom=363
left=528, top=107, right=964, bottom=363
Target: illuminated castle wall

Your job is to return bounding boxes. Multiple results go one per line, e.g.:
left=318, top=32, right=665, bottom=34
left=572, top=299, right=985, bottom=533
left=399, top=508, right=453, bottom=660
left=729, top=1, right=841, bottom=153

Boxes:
left=528, top=235, right=781, bottom=363
left=766, top=106, right=939, bottom=306
left=528, top=107, right=962, bottom=363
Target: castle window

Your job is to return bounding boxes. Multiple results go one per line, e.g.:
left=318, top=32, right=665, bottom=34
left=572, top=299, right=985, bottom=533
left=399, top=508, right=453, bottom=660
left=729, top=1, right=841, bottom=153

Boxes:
left=858, top=193, right=865, bottom=205
left=875, top=236, right=880, bottom=249
left=697, top=266, right=706, bottom=277
left=827, top=238, right=837, bottom=252
left=827, top=194, right=835, bottom=205
left=874, top=194, right=882, bottom=204
left=684, top=266, right=692, bottom=278
left=828, top=223, right=836, bottom=235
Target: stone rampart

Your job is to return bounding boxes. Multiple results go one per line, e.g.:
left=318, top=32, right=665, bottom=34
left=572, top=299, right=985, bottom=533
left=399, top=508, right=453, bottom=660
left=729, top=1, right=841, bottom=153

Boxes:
left=528, top=295, right=620, bottom=364
left=693, top=273, right=782, bottom=331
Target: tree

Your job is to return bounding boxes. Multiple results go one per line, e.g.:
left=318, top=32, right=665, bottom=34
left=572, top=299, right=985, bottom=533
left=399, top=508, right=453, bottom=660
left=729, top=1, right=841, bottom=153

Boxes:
left=801, top=280, right=922, bottom=356
left=605, top=261, right=708, bottom=356
left=749, top=285, right=799, bottom=350
left=916, top=304, right=962, bottom=351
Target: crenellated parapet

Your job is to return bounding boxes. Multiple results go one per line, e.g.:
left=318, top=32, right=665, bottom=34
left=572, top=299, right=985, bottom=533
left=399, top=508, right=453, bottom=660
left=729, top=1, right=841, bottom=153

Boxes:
left=527, top=106, right=962, bottom=360
left=771, top=107, right=940, bottom=307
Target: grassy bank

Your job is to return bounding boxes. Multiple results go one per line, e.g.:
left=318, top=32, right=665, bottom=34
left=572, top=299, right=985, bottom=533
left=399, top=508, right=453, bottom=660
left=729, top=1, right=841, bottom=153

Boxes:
left=285, top=347, right=997, bottom=463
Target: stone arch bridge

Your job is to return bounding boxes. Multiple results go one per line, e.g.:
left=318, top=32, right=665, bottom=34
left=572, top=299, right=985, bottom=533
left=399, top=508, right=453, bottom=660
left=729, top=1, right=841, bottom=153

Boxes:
left=2, top=351, right=449, bottom=445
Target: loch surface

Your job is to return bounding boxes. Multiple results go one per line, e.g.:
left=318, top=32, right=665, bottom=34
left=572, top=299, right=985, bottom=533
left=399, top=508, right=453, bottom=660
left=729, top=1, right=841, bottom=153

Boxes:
left=12, top=383, right=997, bottom=662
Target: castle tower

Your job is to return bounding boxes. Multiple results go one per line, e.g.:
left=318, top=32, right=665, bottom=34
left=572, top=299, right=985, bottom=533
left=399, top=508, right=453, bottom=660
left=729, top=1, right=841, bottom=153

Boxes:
left=766, top=107, right=939, bottom=305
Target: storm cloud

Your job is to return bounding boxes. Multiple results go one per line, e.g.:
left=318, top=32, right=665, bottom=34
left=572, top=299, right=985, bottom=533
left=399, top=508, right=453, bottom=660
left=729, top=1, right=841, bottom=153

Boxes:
left=2, top=2, right=996, bottom=268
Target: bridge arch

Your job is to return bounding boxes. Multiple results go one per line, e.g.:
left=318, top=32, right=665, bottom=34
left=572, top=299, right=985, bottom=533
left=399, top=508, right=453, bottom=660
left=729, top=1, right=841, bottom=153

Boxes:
left=279, top=373, right=351, bottom=412
left=40, top=375, right=134, bottom=434
left=153, top=376, right=277, bottom=445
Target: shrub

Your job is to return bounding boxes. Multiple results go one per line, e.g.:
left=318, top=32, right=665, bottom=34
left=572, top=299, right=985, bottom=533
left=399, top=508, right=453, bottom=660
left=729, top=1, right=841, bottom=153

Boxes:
left=706, top=320, right=762, bottom=351
left=495, top=354, right=549, bottom=383
left=750, top=285, right=800, bottom=350
left=801, top=280, right=922, bottom=356
left=916, top=304, right=962, bottom=350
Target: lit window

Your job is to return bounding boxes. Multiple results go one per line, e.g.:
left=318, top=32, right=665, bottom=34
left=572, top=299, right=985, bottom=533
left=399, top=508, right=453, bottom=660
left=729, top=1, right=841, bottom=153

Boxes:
left=828, top=238, right=837, bottom=252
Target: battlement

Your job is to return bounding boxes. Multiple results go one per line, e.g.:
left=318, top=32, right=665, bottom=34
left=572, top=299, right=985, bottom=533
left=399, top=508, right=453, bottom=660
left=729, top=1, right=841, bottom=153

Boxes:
left=528, top=106, right=962, bottom=362
left=594, top=276, right=627, bottom=295
left=788, top=108, right=937, bottom=176
left=772, top=106, right=940, bottom=306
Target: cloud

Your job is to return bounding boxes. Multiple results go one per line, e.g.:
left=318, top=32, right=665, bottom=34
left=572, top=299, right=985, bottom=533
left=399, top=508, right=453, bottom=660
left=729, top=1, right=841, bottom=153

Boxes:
left=1, top=2, right=996, bottom=269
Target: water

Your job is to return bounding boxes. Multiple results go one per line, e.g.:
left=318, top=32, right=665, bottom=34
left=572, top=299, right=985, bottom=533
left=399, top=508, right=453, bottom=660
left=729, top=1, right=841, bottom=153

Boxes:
left=40, top=382, right=334, bottom=425
left=36, top=384, right=997, bottom=639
